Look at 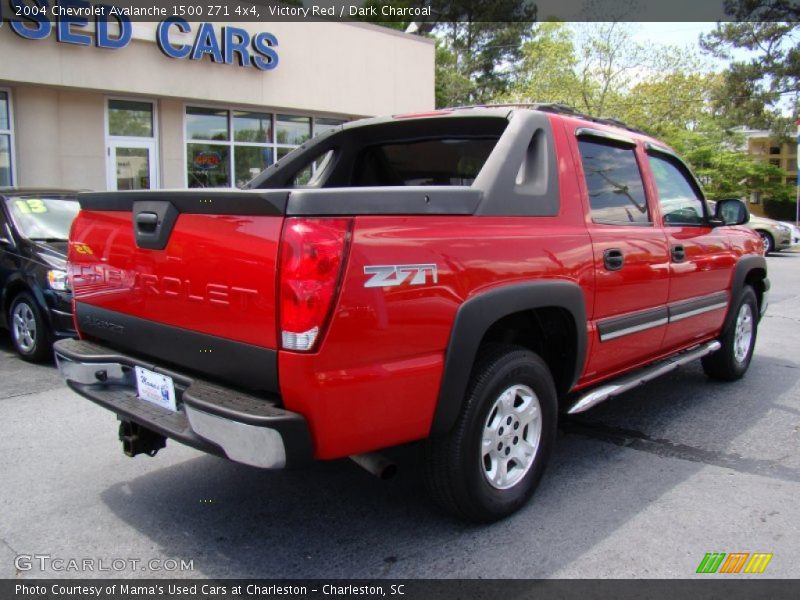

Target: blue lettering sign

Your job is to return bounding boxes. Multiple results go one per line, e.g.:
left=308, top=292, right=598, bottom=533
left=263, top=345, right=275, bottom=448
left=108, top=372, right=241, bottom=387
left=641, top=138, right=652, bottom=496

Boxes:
left=252, top=32, right=279, bottom=71
left=5, top=4, right=279, bottom=71
left=10, top=0, right=51, bottom=40
left=96, top=5, right=131, bottom=49
left=191, top=22, right=223, bottom=63
left=223, top=26, right=251, bottom=68
left=57, top=0, right=92, bottom=46
left=156, top=16, right=192, bottom=59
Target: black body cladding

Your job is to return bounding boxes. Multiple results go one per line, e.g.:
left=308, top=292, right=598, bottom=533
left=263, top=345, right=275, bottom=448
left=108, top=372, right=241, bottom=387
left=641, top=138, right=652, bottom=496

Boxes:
left=432, top=281, right=587, bottom=436
left=75, top=303, right=279, bottom=394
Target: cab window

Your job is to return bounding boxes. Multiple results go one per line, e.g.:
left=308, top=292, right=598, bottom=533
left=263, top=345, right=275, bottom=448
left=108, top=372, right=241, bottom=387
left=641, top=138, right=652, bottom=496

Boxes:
left=578, top=139, right=650, bottom=225
left=648, top=154, right=706, bottom=226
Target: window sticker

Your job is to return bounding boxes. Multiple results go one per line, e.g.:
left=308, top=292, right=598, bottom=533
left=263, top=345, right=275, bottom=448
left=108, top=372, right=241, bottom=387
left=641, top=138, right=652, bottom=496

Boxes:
left=15, top=199, right=48, bottom=214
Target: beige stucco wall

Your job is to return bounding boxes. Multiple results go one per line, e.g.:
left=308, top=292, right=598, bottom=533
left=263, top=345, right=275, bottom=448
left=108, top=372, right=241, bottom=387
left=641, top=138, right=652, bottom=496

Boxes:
left=159, top=98, right=185, bottom=189
left=12, top=87, right=107, bottom=190
left=0, top=21, right=434, bottom=116
left=0, top=21, right=434, bottom=190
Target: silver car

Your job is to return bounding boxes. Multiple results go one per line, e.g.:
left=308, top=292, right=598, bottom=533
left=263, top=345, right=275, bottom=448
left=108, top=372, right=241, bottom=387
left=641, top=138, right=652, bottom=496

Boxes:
left=748, top=213, right=793, bottom=254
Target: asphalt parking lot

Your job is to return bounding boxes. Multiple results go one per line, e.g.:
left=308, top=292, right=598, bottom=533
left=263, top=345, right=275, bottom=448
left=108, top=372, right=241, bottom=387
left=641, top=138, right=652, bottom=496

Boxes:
left=1, top=253, right=798, bottom=580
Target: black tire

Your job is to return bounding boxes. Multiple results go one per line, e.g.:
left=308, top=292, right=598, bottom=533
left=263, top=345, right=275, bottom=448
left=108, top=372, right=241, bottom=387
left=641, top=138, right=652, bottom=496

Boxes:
left=425, top=344, right=558, bottom=522
left=757, top=230, right=774, bottom=255
left=8, top=292, right=52, bottom=362
left=702, top=286, right=758, bottom=381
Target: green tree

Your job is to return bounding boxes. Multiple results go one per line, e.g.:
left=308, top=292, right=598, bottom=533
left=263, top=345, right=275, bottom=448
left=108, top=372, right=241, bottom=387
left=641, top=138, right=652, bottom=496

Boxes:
left=701, top=3, right=800, bottom=130
left=506, top=22, right=707, bottom=120
left=667, top=122, right=790, bottom=201
left=616, top=71, right=722, bottom=138
left=572, top=22, right=649, bottom=116
left=504, top=20, right=791, bottom=206
left=431, top=0, right=537, bottom=107
left=502, top=22, right=582, bottom=106
left=435, top=41, right=472, bottom=108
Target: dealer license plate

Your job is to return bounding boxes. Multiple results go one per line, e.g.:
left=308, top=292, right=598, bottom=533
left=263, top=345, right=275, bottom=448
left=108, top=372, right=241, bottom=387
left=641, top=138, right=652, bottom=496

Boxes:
left=134, top=366, right=177, bottom=412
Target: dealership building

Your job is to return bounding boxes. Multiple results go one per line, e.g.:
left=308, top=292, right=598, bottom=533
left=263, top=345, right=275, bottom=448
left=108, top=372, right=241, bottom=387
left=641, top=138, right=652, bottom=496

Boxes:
left=0, top=16, right=434, bottom=191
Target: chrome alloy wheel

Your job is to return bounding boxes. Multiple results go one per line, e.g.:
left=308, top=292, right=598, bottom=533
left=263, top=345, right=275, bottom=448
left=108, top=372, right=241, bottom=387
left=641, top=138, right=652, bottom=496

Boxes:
left=11, top=301, right=37, bottom=354
left=733, top=302, right=753, bottom=364
left=481, top=384, right=542, bottom=490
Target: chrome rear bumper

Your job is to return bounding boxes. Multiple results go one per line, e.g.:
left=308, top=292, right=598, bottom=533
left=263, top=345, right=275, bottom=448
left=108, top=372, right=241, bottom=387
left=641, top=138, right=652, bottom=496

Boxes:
left=54, top=339, right=313, bottom=469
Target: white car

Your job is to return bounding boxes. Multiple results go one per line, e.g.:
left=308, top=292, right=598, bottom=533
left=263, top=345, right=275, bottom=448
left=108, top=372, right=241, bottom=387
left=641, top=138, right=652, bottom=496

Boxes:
left=779, top=221, right=800, bottom=245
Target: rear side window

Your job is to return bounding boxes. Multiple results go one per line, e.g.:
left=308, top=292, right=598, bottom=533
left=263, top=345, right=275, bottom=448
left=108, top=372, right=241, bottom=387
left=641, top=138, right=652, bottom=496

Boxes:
left=352, top=138, right=498, bottom=186
left=578, top=139, right=650, bottom=225
left=648, top=154, right=706, bottom=226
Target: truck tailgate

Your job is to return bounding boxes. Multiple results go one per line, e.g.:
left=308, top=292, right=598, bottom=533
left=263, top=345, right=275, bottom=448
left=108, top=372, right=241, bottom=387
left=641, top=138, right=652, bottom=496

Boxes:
left=68, top=190, right=286, bottom=392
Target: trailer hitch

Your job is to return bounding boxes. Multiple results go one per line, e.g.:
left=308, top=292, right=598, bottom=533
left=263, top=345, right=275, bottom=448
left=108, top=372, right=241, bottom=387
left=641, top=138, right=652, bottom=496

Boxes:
left=118, top=420, right=166, bottom=457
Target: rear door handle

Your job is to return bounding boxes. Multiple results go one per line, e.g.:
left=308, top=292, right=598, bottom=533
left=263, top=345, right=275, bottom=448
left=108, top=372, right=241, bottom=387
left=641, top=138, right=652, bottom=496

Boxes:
left=603, top=248, right=624, bottom=271
left=671, top=244, right=686, bottom=263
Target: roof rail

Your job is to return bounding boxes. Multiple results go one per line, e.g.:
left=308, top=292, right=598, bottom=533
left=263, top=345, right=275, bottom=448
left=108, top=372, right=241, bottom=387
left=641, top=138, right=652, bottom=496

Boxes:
left=445, top=102, right=580, bottom=115
left=444, top=103, right=647, bottom=135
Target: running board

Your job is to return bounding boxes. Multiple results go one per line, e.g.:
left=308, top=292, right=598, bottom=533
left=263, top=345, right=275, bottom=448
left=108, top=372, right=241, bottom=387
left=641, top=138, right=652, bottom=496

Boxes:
left=567, top=341, right=722, bottom=415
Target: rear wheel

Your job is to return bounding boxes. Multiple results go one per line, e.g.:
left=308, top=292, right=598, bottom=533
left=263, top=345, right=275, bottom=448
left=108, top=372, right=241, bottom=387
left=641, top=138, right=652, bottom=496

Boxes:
left=702, top=286, right=758, bottom=381
left=757, top=230, right=774, bottom=255
left=425, top=344, right=557, bottom=522
left=9, top=292, right=52, bottom=363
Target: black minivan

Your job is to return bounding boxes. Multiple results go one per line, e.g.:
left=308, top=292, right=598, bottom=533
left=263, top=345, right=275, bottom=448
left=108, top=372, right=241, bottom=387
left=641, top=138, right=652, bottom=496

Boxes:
left=0, top=189, right=80, bottom=361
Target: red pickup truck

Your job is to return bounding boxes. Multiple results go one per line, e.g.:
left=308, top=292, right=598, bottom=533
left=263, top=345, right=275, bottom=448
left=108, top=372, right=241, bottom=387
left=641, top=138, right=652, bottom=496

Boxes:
left=55, top=105, right=768, bottom=521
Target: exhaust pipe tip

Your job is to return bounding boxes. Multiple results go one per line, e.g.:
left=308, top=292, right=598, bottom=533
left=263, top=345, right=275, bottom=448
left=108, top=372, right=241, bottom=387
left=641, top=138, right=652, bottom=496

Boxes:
left=350, top=452, right=397, bottom=480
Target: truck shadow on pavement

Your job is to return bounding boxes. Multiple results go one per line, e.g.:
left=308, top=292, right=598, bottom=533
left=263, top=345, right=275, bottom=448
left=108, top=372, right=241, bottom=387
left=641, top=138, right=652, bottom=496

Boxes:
left=98, top=352, right=799, bottom=578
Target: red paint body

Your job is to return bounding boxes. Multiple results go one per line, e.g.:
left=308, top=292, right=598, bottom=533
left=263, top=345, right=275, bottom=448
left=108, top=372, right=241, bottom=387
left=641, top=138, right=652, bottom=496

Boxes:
left=68, top=113, right=763, bottom=460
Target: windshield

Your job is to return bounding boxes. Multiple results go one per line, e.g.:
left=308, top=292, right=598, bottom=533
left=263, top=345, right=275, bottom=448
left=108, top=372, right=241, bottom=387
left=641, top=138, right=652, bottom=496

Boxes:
left=6, top=196, right=80, bottom=241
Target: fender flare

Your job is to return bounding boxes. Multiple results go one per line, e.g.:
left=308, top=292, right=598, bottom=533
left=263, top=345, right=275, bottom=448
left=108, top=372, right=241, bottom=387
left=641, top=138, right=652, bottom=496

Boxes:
left=431, top=280, right=587, bottom=436
left=725, top=255, right=768, bottom=330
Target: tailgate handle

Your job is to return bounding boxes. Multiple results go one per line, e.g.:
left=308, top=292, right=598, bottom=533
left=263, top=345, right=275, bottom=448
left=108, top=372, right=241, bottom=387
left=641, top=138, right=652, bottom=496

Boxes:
left=136, top=212, right=159, bottom=233
left=132, top=201, right=179, bottom=251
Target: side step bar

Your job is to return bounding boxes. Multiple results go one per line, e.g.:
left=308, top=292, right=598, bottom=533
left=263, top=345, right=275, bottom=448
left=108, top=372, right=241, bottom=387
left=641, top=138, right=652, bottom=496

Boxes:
left=567, top=340, right=721, bottom=415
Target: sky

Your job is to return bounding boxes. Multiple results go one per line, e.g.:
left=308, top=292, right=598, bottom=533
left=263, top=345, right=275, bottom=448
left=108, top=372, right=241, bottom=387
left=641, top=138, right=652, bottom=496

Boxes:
left=631, top=22, right=715, bottom=48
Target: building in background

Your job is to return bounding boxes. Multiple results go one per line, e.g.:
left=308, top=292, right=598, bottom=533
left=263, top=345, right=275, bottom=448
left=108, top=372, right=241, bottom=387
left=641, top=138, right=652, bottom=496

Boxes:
left=0, top=19, right=434, bottom=191
left=738, top=127, right=798, bottom=217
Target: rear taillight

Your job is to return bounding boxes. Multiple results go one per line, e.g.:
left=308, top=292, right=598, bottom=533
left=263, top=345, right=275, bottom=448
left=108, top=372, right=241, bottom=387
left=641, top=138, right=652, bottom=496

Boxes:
left=278, top=217, right=353, bottom=351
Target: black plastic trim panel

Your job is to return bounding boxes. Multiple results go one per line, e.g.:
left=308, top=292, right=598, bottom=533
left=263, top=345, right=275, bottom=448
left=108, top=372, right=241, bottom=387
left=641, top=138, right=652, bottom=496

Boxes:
left=132, top=200, right=178, bottom=250
left=727, top=256, right=768, bottom=328
left=432, top=280, right=587, bottom=436
left=287, top=187, right=482, bottom=216
left=75, top=303, right=278, bottom=393
left=576, top=127, right=637, bottom=147
left=473, top=111, right=560, bottom=216
left=78, top=189, right=289, bottom=215
left=597, top=307, right=669, bottom=341
left=668, top=291, right=728, bottom=320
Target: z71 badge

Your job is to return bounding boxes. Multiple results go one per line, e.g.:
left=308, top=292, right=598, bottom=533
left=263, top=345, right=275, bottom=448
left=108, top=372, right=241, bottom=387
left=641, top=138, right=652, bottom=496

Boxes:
left=363, top=264, right=438, bottom=288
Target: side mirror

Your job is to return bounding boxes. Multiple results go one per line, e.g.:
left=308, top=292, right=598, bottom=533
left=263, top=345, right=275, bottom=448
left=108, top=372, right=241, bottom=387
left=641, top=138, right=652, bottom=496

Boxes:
left=714, top=198, right=749, bottom=226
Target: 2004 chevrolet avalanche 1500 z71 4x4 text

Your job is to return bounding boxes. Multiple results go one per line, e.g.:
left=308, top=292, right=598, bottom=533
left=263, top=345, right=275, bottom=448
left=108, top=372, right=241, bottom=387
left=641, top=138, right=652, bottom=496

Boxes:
left=54, top=105, right=768, bottom=521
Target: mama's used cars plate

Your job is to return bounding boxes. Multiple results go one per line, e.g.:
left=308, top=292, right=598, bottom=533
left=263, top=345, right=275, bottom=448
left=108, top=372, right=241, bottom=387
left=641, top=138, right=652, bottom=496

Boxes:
left=134, top=366, right=177, bottom=412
